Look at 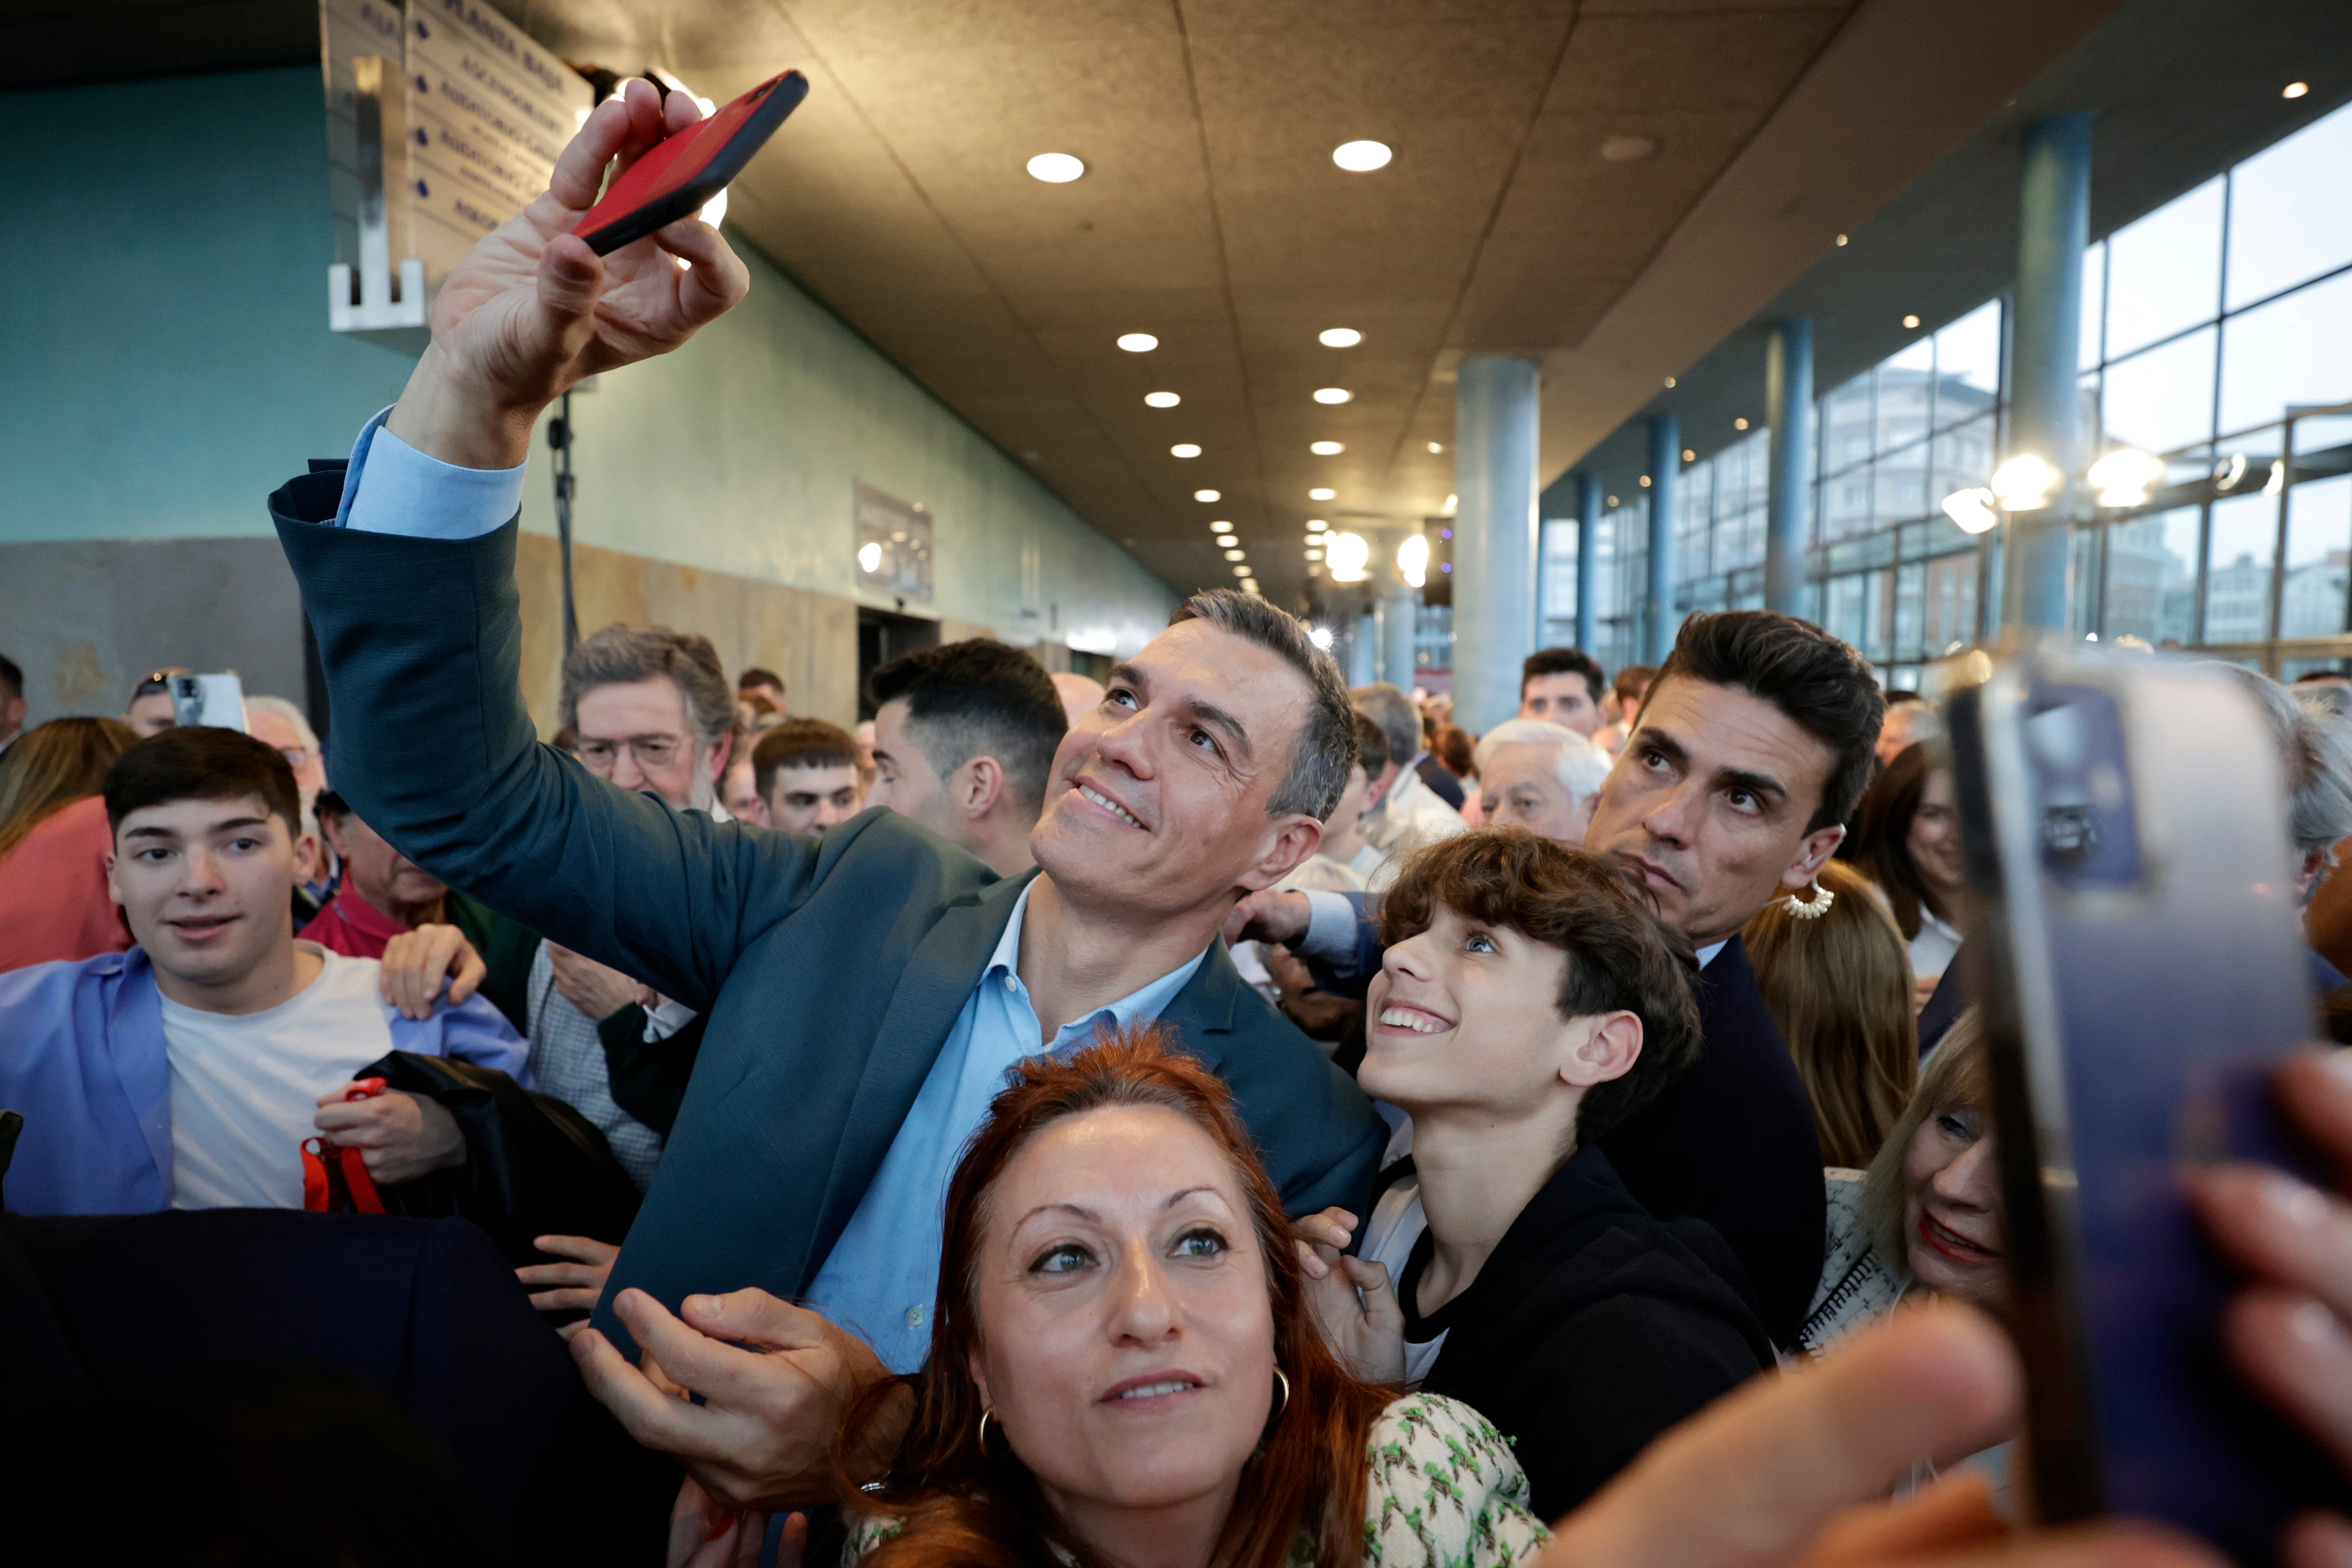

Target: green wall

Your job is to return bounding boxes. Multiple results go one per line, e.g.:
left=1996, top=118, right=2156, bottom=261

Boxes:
left=0, top=65, right=1175, bottom=653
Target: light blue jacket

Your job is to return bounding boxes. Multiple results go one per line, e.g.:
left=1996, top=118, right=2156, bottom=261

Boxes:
left=0, top=946, right=528, bottom=1215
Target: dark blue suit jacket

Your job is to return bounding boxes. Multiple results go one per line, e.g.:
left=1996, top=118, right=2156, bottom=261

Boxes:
left=269, top=471, right=1387, bottom=1355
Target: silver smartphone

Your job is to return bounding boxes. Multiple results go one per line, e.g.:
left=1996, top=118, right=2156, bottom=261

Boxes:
left=169, top=672, right=247, bottom=732
left=1946, top=640, right=2347, bottom=1564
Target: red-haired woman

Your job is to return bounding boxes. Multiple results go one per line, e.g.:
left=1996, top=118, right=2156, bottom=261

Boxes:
left=826, top=1025, right=1548, bottom=1568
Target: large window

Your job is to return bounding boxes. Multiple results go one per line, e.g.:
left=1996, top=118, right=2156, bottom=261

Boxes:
left=1638, top=95, right=2352, bottom=685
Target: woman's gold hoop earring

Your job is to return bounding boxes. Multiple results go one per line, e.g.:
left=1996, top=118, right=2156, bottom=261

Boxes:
left=1271, top=1368, right=1291, bottom=1423
left=977, top=1406, right=999, bottom=1458
left=1785, top=881, right=1836, bottom=920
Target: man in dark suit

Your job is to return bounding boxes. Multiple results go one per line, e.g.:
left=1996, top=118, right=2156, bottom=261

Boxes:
left=1238, top=611, right=1882, bottom=1348
left=267, top=80, right=1385, bottom=1515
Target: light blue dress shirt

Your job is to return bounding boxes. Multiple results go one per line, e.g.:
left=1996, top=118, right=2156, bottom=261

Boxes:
left=327, top=413, right=1211, bottom=1373
left=804, top=880, right=1206, bottom=1372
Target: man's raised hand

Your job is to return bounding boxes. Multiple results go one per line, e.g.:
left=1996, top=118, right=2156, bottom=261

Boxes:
left=386, top=77, right=752, bottom=471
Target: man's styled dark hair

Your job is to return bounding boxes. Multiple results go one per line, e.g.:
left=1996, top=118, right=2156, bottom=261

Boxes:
left=1613, top=664, right=1656, bottom=705
left=1521, top=647, right=1605, bottom=705
left=1381, top=829, right=1703, bottom=1145
left=752, top=717, right=861, bottom=802
left=1350, top=710, right=1390, bottom=782
left=561, top=625, right=735, bottom=747
left=1654, top=611, right=1884, bottom=832
left=737, top=666, right=785, bottom=695
left=103, top=726, right=304, bottom=842
left=0, top=653, right=21, bottom=703
left=1169, top=589, right=1358, bottom=821
left=870, top=640, right=1067, bottom=816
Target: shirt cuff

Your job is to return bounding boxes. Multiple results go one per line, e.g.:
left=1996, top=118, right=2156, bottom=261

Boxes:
left=339, top=406, right=529, bottom=538
left=1298, top=891, right=1361, bottom=969
left=643, top=996, right=699, bottom=1041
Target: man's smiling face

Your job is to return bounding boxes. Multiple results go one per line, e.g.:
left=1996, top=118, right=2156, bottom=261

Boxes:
left=1582, top=675, right=1845, bottom=944
left=108, top=794, right=306, bottom=991
left=1029, top=619, right=1323, bottom=920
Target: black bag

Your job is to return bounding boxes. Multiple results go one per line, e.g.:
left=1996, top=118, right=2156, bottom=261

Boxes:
left=359, top=1053, right=640, bottom=1265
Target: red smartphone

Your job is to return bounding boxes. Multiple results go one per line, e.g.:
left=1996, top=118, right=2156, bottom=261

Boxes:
left=573, top=70, right=809, bottom=255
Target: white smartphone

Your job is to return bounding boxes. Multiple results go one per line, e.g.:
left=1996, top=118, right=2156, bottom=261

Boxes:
left=169, top=672, right=247, bottom=732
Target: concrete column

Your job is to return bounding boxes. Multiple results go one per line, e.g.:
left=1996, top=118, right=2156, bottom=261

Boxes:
left=1643, top=415, right=1680, bottom=663
left=1382, top=572, right=1420, bottom=691
left=1348, top=594, right=1380, bottom=686
left=1453, top=356, right=1542, bottom=730
left=2006, top=111, right=2093, bottom=631
left=1764, top=318, right=1814, bottom=616
left=1576, top=471, right=1602, bottom=653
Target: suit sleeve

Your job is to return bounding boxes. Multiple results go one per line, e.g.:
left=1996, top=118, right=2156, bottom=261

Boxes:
left=273, top=473, right=842, bottom=1013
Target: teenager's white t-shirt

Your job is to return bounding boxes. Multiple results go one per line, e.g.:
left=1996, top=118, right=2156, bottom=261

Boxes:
left=159, top=943, right=399, bottom=1210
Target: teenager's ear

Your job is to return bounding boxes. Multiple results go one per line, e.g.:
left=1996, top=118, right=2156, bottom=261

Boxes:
left=1564, top=1010, right=1643, bottom=1089
left=294, top=831, right=322, bottom=886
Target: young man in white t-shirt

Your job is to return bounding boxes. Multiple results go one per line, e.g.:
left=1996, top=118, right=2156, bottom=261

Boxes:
left=0, top=724, right=527, bottom=1214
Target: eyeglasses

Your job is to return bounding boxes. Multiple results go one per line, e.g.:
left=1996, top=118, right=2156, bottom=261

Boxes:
left=576, top=734, right=689, bottom=774
left=275, top=746, right=312, bottom=771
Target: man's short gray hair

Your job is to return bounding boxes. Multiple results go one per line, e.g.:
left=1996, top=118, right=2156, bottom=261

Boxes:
left=560, top=624, right=734, bottom=747
left=1168, top=589, right=1357, bottom=821
left=1350, top=683, right=1423, bottom=772
left=242, top=694, right=319, bottom=754
left=1473, top=717, right=1611, bottom=802
left=2215, top=664, right=2352, bottom=866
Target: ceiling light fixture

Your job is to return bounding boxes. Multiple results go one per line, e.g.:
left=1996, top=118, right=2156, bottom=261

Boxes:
left=1428, top=441, right=1444, bottom=454
left=1313, top=387, right=1352, bottom=404
left=1325, top=531, right=1372, bottom=583
left=1171, top=443, right=1201, bottom=458
left=1195, top=489, right=1221, bottom=502
left=2088, top=446, right=2164, bottom=508
left=1443, top=493, right=1457, bottom=514
left=1835, top=234, right=1849, bottom=246
left=1307, top=518, right=1328, bottom=533
left=1319, top=328, right=1362, bottom=348
left=857, top=541, right=882, bottom=573
left=1664, top=376, right=1677, bottom=388
left=1990, top=453, right=2060, bottom=511
left=1903, top=314, right=1921, bottom=329
left=1232, top=564, right=1251, bottom=577
left=1224, top=549, right=1245, bottom=562
left=1309, top=626, right=1335, bottom=650
left=2286, top=81, right=2311, bottom=99
left=1397, top=534, right=1429, bottom=589
left=1942, top=487, right=1998, bottom=535
left=1310, top=487, right=1336, bottom=501
left=1026, top=152, right=1085, bottom=183
left=1306, top=549, right=1324, bottom=562
left=1332, top=139, right=1392, bottom=172
left=1598, top=135, right=1659, bottom=162
left=1682, top=448, right=1695, bottom=462
left=1311, top=441, right=1344, bottom=455
left=1145, top=391, right=1180, bottom=408
left=1210, top=519, right=1233, bottom=534
left=1734, top=418, right=1750, bottom=430
left=1117, top=333, right=1158, bottom=352
left=1639, top=476, right=1652, bottom=488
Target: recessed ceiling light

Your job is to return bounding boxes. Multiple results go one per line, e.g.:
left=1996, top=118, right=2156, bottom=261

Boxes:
left=1599, top=134, right=1659, bottom=163
left=1309, top=487, right=1336, bottom=501
left=1734, top=417, right=1749, bottom=430
left=1903, top=314, right=1921, bottom=329
left=1307, top=519, right=1328, bottom=532
left=1682, top=448, right=1695, bottom=462
left=1027, top=152, right=1085, bottom=183
left=1313, top=387, right=1352, bottom=404
left=1171, top=443, right=1201, bottom=458
left=1232, top=564, right=1251, bottom=577
left=1195, top=489, right=1221, bottom=502
left=2285, top=81, right=2311, bottom=98
left=1210, top=519, right=1233, bottom=534
left=1319, top=328, right=1362, bottom=348
left=1639, top=475, right=1652, bottom=487
left=1607, top=495, right=1619, bottom=506
left=1117, top=332, right=1158, bottom=352
left=1145, top=391, right=1180, bottom=408
left=1835, top=233, right=1849, bottom=246
left=1332, top=139, right=1392, bottom=172
left=1224, top=549, right=1246, bottom=562
left=1664, top=377, right=1677, bottom=388
left=1306, top=550, right=1324, bottom=561
left=1311, top=441, right=1344, bottom=455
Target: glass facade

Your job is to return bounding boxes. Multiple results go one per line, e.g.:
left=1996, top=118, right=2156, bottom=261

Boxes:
left=1548, top=96, right=2352, bottom=685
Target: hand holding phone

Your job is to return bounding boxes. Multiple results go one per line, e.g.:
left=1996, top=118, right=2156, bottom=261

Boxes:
left=574, top=71, right=809, bottom=255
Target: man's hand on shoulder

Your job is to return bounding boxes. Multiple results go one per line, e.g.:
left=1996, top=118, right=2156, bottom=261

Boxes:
left=548, top=942, right=655, bottom=1022
left=379, top=923, right=486, bottom=1019
left=572, top=1287, right=903, bottom=1512
left=387, top=76, right=752, bottom=471
left=314, top=1087, right=466, bottom=1185
left=1224, top=889, right=1311, bottom=948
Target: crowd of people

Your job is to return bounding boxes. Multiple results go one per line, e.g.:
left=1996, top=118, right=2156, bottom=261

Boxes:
left=10, top=80, right=2352, bottom=1568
